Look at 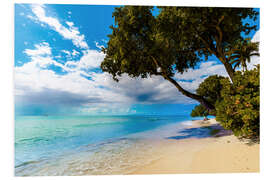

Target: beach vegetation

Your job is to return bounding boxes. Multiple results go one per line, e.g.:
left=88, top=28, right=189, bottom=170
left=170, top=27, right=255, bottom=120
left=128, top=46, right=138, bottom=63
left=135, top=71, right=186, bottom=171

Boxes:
left=190, top=75, right=227, bottom=117
left=192, top=66, right=260, bottom=139
left=191, top=105, right=209, bottom=118
left=215, top=65, right=260, bottom=139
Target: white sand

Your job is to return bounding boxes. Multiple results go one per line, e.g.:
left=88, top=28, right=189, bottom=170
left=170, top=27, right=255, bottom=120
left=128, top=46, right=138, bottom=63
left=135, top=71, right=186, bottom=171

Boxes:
left=130, top=119, right=259, bottom=174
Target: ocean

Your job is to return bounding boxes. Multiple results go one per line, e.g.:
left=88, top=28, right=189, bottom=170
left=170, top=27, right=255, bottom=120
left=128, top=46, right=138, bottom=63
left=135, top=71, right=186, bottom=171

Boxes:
left=15, top=115, right=199, bottom=176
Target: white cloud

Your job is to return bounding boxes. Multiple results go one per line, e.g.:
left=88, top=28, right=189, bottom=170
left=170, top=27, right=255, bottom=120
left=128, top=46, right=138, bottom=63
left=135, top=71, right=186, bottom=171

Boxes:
left=18, top=5, right=214, bottom=114
left=66, top=21, right=74, bottom=27
left=251, top=30, right=260, bottom=43
left=174, top=61, right=228, bottom=81
left=16, top=41, right=230, bottom=114
left=15, top=42, right=132, bottom=111
left=61, top=50, right=71, bottom=56
left=94, top=41, right=105, bottom=50
left=29, top=4, right=88, bottom=49
left=61, top=49, right=80, bottom=58
left=24, top=42, right=51, bottom=56
left=20, top=8, right=259, bottom=114
left=76, top=50, right=105, bottom=69
left=247, top=30, right=260, bottom=70
left=24, top=43, right=72, bottom=72
left=79, top=103, right=133, bottom=115
left=72, top=49, right=80, bottom=56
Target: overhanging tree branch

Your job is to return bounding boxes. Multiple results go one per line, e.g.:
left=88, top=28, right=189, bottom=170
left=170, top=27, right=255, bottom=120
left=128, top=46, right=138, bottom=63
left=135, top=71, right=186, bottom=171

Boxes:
left=151, top=56, right=215, bottom=111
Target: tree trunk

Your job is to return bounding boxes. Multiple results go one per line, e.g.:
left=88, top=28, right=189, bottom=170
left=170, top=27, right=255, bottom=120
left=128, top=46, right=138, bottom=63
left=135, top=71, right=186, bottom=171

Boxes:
left=222, top=60, right=235, bottom=83
left=162, top=74, right=215, bottom=111
left=151, top=56, right=215, bottom=112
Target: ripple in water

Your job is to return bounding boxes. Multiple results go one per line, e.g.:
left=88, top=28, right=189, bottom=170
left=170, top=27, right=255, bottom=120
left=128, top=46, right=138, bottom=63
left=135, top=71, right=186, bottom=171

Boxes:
left=15, top=138, right=162, bottom=176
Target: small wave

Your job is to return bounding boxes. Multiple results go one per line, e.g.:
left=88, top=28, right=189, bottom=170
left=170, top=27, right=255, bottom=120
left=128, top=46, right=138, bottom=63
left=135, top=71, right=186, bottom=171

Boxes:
left=17, top=137, right=50, bottom=144
left=15, top=160, right=41, bottom=168
left=15, top=137, right=159, bottom=176
left=147, top=118, right=165, bottom=121
left=73, top=120, right=125, bottom=128
left=180, top=120, right=193, bottom=126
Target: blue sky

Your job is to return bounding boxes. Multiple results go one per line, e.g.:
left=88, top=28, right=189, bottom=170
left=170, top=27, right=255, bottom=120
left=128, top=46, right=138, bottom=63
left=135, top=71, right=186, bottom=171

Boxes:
left=14, top=4, right=260, bottom=116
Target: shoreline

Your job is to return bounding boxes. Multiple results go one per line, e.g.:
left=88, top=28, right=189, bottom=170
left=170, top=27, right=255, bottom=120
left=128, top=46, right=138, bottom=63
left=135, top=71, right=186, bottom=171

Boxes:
left=129, top=118, right=260, bottom=174
left=15, top=118, right=260, bottom=176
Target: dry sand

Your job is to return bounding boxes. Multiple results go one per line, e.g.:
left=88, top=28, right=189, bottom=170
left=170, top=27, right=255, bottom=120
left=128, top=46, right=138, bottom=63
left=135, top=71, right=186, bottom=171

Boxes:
left=130, top=119, right=259, bottom=174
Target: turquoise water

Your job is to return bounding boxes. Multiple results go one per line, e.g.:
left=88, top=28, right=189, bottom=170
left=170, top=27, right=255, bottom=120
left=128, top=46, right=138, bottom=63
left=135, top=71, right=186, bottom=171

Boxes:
left=15, top=115, right=197, bottom=175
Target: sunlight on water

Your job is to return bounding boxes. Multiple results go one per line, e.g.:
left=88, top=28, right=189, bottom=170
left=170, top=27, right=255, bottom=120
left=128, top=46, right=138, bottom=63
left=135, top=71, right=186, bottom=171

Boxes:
left=15, top=115, right=196, bottom=176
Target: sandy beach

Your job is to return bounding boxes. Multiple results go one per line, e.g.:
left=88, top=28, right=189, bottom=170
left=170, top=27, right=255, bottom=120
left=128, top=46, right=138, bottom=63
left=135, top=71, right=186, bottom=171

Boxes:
left=15, top=118, right=260, bottom=176
left=130, top=119, right=260, bottom=174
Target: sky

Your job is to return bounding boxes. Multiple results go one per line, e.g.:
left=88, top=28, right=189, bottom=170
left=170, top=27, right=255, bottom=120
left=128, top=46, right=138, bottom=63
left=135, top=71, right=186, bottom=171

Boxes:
left=14, top=4, right=260, bottom=116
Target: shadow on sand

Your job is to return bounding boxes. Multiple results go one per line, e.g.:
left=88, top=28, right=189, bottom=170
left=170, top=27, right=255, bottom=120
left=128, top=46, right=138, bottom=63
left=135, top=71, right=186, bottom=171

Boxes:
left=166, top=124, right=232, bottom=140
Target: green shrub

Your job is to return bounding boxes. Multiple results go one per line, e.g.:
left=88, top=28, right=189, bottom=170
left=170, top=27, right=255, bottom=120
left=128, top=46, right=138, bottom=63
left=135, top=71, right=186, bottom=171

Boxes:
left=196, top=75, right=227, bottom=105
left=191, top=75, right=227, bottom=117
left=191, top=104, right=208, bottom=117
left=216, top=65, right=260, bottom=138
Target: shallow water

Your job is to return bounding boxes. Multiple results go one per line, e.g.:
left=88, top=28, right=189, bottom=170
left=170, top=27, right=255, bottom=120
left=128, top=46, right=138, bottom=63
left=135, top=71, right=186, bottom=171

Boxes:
left=15, top=115, right=199, bottom=176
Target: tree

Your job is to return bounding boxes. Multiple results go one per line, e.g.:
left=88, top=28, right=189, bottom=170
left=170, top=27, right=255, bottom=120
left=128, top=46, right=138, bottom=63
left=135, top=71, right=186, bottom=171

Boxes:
left=157, top=7, right=258, bottom=81
left=215, top=65, right=260, bottom=138
left=191, top=105, right=209, bottom=118
left=190, top=75, right=227, bottom=117
left=101, top=6, right=259, bottom=111
left=227, top=38, right=259, bottom=71
left=190, top=67, right=259, bottom=139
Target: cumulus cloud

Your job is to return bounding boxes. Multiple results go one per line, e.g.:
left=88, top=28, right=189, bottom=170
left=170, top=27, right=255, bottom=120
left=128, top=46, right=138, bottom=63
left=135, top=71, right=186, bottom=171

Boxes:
left=21, top=42, right=69, bottom=72
left=29, top=4, right=88, bottom=49
left=18, top=4, right=259, bottom=115
left=72, top=49, right=80, bottom=56
left=174, top=61, right=228, bottom=81
left=91, top=72, right=199, bottom=105
left=77, top=50, right=105, bottom=69
left=247, top=30, right=260, bottom=70
left=61, top=50, right=71, bottom=56
left=24, top=42, right=51, bottom=56
left=15, top=42, right=133, bottom=113
left=60, top=49, right=80, bottom=60
left=62, top=50, right=105, bottom=75
left=15, top=40, right=231, bottom=114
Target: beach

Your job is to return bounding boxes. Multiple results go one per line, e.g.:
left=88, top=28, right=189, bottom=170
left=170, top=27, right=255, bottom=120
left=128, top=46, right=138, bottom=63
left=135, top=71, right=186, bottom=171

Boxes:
left=15, top=116, right=259, bottom=176
left=130, top=119, right=260, bottom=174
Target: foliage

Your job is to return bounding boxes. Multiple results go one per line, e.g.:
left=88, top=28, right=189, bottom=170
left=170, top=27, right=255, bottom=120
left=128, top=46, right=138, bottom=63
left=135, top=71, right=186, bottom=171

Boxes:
left=101, top=6, right=159, bottom=80
left=101, top=6, right=258, bottom=111
left=191, top=67, right=260, bottom=139
left=101, top=6, right=258, bottom=82
left=154, top=7, right=258, bottom=81
left=227, top=38, right=260, bottom=71
left=191, top=105, right=208, bottom=117
left=196, top=75, right=227, bottom=105
left=215, top=65, right=260, bottom=138
left=191, top=75, right=227, bottom=117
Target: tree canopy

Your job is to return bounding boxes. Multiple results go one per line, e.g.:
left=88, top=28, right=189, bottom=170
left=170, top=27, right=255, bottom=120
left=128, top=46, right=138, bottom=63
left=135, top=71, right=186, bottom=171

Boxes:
left=101, top=6, right=259, bottom=111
